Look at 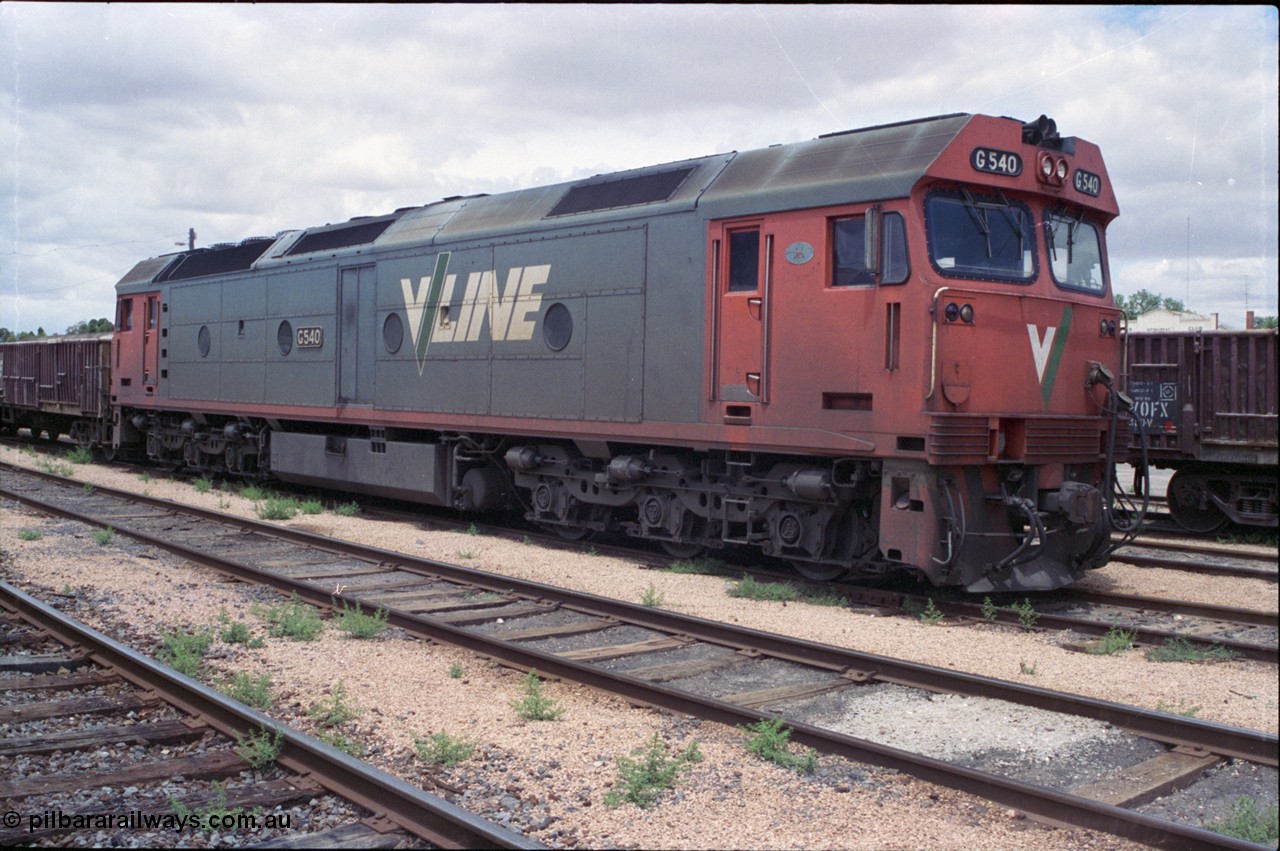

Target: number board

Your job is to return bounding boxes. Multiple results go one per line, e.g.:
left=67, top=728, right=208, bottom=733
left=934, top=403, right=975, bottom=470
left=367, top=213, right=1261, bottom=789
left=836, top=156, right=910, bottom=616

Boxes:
left=296, top=326, right=324, bottom=349
left=1073, top=168, right=1102, bottom=197
left=970, top=147, right=1022, bottom=177
left=1128, top=380, right=1181, bottom=435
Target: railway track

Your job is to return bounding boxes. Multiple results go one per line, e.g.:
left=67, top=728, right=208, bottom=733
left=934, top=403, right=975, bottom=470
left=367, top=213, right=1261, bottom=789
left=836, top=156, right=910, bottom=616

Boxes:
left=2, top=462, right=1275, bottom=848
left=830, top=583, right=1277, bottom=665
left=0, top=580, right=543, bottom=849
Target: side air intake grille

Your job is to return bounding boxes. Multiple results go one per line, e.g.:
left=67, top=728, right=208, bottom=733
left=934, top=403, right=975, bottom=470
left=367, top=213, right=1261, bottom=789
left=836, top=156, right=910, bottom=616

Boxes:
left=546, top=166, right=695, bottom=217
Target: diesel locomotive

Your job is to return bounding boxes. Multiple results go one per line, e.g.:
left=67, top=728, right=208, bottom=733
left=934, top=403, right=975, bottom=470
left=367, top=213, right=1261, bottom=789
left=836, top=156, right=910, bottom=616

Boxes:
left=2, top=113, right=1135, bottom=592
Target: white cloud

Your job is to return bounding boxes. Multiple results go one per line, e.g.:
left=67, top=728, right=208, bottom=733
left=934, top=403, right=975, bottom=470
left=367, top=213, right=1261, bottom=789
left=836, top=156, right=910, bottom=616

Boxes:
left=2, top=3, right=1276, bottom=334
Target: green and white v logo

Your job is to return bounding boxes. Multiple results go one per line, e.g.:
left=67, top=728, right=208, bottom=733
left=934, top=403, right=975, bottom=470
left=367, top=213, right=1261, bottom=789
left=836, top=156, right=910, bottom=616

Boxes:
left=399, top=252, right=451, bottom=375
left=1027, top=304, right=1073, bottom=407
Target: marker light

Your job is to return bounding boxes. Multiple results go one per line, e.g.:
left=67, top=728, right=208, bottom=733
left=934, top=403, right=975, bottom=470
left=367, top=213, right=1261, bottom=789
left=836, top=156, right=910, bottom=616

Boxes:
left=1100, top=318, right=1110, bottom=336
left=1108, top=319, right=1117, bottom=336
left=1056, top=158, right=1069, bottom=180
left=959, top=303, right=975, bottom=323
left=945, top=302, right=960, bottom=322
left=1040, top=156, right=1055, bottom=178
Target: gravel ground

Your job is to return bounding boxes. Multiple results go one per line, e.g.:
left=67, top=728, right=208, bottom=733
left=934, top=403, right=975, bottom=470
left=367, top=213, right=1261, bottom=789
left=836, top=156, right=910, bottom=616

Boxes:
left=2, top=446, right=1277, bottom=848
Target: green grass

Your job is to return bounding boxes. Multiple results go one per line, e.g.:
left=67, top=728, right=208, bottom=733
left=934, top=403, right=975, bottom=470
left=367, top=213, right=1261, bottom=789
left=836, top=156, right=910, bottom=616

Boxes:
left=413, top=731, right=476, bottom=767
left=252, top=594, right=325, bottom=641
left=1155, top=698, right=1202, bottom=717
left=1012, top=598, right=1039, bottom=631
left=981, top=596, right=999, bottom=623
left=739, top=716, right=817, bottom=773
left=605, top=731, right=703, bottom=808
left=331, top=599, right=389, bottom=639
left=235, top=727, right=282, bottom=770
left=333, top=501, right=361, bottom=517
left=918, top=598, right=945, bottom=625
left=448, top=662, right=464, bottom=679
left=18, top=529, right=42, bottom=541
left=726, top=574, right=845, bottom=607
left=666, top=557, right=733, bottom=576
left=255, top=496, right=300, bottom=521
left=308, top=680, right=361, bottom=727
left=158, top=627, right=215, bottom=678
left=192, top=476, right=214, bottom=494
left=1145, top=636, right=1239, bottom=663
left=727, top=575, right=801, bottom=603
left=1216, top=527, right=1279, bottom=548
left=66, top=445, right=94, bottom=464
left=1088, top=626, right=1136, bottom=655
left=640, top=582, right=665, bottom=608
left=92, top=526, right=116, bottom=546
left=37, top=457, right=75, bottom=477
left=299, top=498, right=324, bottom=515
left=510, top=669, right=564, bottom=721
left=237, top=483, right=267, bottom=501
left=218, top=671, right=274, bottom=710
left=1207, top=796, right=1278, bottom=845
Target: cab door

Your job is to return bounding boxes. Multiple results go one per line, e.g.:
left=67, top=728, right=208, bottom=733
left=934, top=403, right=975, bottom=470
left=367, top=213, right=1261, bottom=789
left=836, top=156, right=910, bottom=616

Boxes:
left=142, top=293, right=160, bottom=393
left=713, top=225, right=771, bottom=416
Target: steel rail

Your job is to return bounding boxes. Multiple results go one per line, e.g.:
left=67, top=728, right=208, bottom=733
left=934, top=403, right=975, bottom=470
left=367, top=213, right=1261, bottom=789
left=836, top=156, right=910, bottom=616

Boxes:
left=1112, top=534, right=1278, bottom=565
left=1113, top=549, right=1278, bottom=581
left=1056, top=589, right=1277, bottom=628
left=0, top=580, right=544, bottom=851
left=2, top=465, right=1274, bottom=848
left=869, top=588, right=1278, bottom=664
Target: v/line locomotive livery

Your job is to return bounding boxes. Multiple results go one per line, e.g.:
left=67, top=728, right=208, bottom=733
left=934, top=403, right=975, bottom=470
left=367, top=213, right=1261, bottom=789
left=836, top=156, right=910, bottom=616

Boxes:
left=1, top=113, right=1136, bottom=592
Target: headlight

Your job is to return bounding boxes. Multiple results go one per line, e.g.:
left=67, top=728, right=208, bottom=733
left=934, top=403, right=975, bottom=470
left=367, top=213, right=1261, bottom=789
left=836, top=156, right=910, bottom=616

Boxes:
left=1056, top=158, right=1069, bottom=180
left=945, top=302, right=960, bottom=322
left=959, top=303, right=974, bottom=324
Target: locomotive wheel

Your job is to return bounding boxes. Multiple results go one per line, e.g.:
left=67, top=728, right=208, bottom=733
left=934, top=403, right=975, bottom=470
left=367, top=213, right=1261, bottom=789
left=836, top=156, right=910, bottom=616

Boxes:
left=790, top=560, right=849, bottom=582
left=1166, top=468, right=1228, bottom=533
left=660, top=541, right=705, bottom=559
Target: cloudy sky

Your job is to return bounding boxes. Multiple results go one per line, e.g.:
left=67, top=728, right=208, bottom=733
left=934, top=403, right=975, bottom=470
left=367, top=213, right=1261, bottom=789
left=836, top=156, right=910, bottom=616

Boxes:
left=2, top=4, right=1276, bottom=334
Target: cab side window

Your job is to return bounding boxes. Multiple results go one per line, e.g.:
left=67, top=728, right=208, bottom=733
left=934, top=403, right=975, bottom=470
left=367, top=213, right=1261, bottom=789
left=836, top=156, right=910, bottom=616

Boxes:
left=881, top=212, right=909, bottom=285
left=117, top=298, right=134, bottom=331
left=727, top=230, right=760, bottom=292
left=831, top=212, right=909, bottom=286
left=832, top=217, right=872, bottom=286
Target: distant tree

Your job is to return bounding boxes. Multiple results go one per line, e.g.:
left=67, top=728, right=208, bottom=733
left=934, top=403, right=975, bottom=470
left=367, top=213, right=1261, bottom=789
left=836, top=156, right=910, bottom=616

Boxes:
left=1254, top=315, right=1278, bottom=330
left=65, top=317, right=113, bottom=335
left=0, top=328, right=10, bottom=343
left=1114, top=289, right=1188, bottom=319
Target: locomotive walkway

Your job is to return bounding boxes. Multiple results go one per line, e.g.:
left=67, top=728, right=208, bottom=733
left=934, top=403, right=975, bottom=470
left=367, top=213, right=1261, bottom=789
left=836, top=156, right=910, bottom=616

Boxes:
left=1, top=461, right=1275, bottom=849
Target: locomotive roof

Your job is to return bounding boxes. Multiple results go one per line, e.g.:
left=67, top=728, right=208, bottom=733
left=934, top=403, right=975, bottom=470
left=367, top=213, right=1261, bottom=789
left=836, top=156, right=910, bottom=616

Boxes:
left=117, top=112, right=1075, bottom=287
